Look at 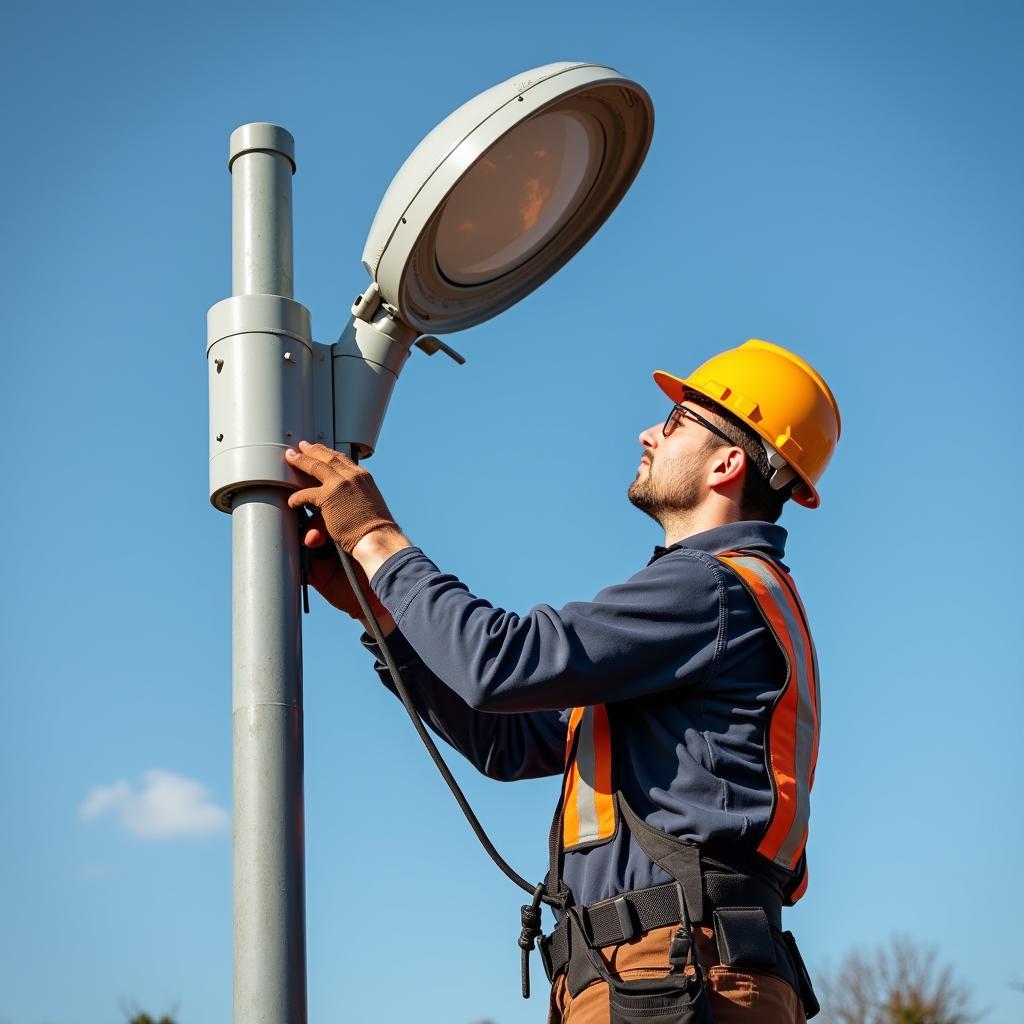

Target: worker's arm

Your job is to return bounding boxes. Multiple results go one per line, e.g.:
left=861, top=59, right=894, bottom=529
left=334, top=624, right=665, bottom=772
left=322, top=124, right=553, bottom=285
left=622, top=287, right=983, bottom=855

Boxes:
left=363, top=542, right=726, bottom=713
left=284, top=442, right=726, bottom=712
left=361, top=626, right=569, bottom=781
left=290, top=486, right=567, bottom=780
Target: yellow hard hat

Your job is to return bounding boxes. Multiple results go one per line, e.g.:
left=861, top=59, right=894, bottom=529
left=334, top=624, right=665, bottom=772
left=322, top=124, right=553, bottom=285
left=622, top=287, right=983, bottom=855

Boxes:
left=653, top=339, right=841, bottom=509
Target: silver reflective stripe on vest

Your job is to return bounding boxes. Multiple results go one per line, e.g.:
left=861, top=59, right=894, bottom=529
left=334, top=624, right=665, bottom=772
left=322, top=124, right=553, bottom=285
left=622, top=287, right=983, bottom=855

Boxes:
left=574, top=706, right=602, bottom=844
left=731, top=555, right=818, bottom=869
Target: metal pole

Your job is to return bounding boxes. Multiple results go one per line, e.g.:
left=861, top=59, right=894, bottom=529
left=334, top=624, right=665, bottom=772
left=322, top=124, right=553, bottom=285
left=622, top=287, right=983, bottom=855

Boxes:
left=227, top=123, right=307, bottom=1024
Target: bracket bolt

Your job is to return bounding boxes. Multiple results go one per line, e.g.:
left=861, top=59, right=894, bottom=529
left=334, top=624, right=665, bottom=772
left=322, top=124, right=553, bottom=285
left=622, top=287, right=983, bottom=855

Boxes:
left=284, top=351, right=294, bottom=362
left=216, top=433, right=224, bottom=442
left=215, top=358, right=224, bottom=373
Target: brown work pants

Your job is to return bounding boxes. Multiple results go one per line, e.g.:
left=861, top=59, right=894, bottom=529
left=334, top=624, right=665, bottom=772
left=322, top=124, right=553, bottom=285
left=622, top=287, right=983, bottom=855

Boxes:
left=549, top=922, right=804, bottom=1024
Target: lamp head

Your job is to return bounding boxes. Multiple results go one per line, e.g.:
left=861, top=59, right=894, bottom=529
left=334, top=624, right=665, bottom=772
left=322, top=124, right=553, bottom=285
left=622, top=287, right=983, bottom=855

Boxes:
left=362, top=62, right=654, bottom=334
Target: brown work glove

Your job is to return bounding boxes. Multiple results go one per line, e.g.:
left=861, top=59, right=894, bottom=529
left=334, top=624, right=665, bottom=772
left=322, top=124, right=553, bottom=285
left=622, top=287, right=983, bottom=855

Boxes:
left=300, top=510, right=388, bottom=620
left=285, top=441, right=399, bottom=553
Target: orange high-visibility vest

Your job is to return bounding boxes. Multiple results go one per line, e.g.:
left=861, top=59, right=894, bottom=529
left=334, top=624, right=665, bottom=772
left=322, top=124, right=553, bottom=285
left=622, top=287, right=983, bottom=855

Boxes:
left=560, top=704, right=617, bottom=849
left=558, top=550, right=819, bottom=901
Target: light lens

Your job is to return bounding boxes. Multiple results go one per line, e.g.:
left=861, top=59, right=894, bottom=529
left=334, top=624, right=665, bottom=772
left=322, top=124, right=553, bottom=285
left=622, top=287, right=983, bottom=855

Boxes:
left=435, top=110, right=603, bottom=285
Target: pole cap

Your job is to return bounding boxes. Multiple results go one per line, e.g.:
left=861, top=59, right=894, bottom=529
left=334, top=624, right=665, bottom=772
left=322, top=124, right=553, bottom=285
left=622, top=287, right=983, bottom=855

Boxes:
left=228, top=123, right=296, bottom=173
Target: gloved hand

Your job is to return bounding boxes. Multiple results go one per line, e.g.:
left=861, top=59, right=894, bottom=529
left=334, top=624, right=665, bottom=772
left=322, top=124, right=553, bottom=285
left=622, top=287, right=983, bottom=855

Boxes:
left=300, top=510, right=388, bottom=621
left=285, top=441, right=399, bottom=553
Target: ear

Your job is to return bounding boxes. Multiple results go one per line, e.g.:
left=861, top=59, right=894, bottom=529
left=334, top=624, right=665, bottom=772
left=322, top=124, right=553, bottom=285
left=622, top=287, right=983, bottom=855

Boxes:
left=706, top=445, right=747, bottom=494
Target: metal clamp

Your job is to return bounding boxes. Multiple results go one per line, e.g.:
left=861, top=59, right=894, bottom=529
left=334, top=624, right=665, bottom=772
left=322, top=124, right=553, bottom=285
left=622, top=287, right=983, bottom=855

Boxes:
left=207, top=294, right=315, bottom=512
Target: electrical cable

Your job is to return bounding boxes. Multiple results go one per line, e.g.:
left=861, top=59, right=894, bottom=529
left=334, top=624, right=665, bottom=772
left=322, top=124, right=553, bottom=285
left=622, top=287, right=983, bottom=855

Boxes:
left=334, top=539, right=557, bottom=909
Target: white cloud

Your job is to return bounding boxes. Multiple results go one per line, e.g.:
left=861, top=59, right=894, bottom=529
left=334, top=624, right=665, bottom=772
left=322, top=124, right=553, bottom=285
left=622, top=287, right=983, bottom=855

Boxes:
left=79, top=770, right=229, bottom=840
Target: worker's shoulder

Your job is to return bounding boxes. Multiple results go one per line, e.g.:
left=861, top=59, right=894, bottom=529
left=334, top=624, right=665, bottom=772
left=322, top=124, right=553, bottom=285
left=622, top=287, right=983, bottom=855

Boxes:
left=650, top=545, right=791, bottom=584
left=639, top=545, right=732, bottom=582
left=627, top=546, right=763, bottom=614
left=603, top=546, right=731, bottom=610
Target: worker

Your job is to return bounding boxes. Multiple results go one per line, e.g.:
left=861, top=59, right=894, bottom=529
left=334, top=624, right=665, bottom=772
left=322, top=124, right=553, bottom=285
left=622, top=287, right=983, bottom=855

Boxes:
left=285, top=339, right=840, bottom=1023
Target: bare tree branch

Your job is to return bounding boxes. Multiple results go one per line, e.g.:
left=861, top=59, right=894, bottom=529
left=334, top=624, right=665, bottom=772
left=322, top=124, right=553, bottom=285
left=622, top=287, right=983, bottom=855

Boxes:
left=817, top=934, right=985, bottom=1024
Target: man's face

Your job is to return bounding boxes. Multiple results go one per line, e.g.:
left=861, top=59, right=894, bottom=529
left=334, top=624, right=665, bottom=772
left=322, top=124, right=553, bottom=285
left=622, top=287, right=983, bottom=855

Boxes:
left=627, top=402, right=722, bottom=523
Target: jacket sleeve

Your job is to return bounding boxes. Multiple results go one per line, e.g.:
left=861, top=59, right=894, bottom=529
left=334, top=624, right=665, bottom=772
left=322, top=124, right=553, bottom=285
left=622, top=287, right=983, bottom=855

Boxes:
left=370, top=546, right=727, bottom=713
left=361, top=627, right=570, bottom=781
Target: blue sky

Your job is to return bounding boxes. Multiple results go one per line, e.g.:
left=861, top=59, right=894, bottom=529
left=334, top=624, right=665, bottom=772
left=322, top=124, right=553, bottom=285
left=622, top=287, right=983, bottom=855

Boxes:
left=2, top=1, right=1023, bottom=1022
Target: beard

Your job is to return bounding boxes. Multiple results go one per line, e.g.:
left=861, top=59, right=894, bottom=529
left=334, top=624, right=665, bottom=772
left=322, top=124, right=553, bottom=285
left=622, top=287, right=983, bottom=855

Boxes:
left=627, top=455, right=704, bottom=524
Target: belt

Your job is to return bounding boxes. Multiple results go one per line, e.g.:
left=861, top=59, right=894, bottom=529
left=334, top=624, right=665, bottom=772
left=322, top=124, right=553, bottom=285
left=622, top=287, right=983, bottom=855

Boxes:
left=540, top=873, right=783, bottom=984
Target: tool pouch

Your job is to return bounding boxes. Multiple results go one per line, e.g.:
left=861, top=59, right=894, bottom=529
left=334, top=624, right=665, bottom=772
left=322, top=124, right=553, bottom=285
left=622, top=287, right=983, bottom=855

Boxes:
left=781, top=930, right=820, bottom=1019
left=712, top=907, right=777, bottom=970
left=606, top=969, right=712, bottom=1024
left=568, top=908, right=713, bottom=1024
left=713, top=908, right=820, bottom=1018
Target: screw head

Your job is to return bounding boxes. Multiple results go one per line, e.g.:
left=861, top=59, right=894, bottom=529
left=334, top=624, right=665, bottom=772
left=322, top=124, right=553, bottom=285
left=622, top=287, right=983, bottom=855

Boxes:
left=284, top=351, right=294, bottom=362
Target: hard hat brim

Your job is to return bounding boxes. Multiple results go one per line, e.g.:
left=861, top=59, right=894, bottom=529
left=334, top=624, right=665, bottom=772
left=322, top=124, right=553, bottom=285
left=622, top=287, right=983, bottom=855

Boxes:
left=652, top=370, right=821, bottom=509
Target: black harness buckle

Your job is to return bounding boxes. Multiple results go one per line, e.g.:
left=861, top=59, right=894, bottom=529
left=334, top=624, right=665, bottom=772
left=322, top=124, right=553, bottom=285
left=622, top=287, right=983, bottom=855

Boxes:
left=613, top=896, right=638, bottom=942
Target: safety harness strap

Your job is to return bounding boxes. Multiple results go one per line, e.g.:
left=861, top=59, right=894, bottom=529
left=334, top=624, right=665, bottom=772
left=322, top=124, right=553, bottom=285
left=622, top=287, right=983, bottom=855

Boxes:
left=540, top=876, right=792, bottom=991
left=546, top=789, right=571, bottom=911
left=617, top=794, right=705, bottom=924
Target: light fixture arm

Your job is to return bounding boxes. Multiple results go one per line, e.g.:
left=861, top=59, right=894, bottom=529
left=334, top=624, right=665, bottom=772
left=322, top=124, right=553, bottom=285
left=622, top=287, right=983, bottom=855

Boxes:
left=330, top=286, right=420, bottom=459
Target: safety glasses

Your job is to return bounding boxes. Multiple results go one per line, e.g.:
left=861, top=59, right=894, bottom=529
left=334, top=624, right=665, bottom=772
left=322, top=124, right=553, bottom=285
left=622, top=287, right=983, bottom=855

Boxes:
left=662, top=403, right=738, bottom=446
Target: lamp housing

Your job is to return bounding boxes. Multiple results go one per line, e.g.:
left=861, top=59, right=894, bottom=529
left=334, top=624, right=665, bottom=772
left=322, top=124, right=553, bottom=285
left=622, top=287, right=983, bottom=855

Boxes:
left=362, top=61, right=654, bottom=334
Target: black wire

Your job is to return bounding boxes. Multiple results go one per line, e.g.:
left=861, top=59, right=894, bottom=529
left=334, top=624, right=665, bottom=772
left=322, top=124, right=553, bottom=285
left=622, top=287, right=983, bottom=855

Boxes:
left=335, top=539, right=557, bottom=908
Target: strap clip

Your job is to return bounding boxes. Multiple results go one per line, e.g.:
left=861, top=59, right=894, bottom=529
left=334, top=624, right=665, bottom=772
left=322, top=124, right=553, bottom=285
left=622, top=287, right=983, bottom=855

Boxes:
left=668, top=927, right=691, bottom=968
left=612, top=896, right=637, bottom=942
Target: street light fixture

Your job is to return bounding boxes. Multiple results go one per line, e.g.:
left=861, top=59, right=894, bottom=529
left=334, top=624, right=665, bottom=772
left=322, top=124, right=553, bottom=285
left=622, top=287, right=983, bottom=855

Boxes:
left=207, top=61, right=652, bottom=1024
left=334, top=61, right=652, bottom=460
left=367, top=61, right=653, bottom=332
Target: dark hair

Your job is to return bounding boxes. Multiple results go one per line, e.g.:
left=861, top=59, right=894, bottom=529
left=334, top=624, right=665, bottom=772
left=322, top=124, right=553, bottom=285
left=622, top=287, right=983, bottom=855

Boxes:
left=683, top=390, right=794, bottom=523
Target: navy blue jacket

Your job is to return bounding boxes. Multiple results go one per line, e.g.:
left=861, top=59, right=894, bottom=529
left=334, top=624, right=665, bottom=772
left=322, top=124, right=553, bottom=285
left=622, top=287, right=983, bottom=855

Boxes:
left=363, top=521, right=798, bottom=908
